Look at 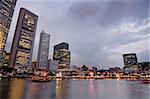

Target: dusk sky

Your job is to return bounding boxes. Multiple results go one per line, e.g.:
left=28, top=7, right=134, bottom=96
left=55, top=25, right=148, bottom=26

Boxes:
left=6, top=0, right=149, bottom=69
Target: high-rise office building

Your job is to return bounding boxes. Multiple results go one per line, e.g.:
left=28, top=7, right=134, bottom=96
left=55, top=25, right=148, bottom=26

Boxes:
left=37, top=31, right=50, bottom=69
left=53, top=42, right=71, bottom=71
left=0, top=0, right=17, bottom=66
left=9, top=8, right=38, bottom=68
left=123, top=53, right=138, bottom=70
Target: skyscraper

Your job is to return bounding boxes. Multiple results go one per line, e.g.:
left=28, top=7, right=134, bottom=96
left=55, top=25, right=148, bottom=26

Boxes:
left=123, top=53, right=138, bottom=70
left=9, top=8, right=38, bottom=68
left=53, top=42, right=71, bottom=71
left=37, top=31, right=50, bottom=69
left=0, top=0, right=17, bottom=66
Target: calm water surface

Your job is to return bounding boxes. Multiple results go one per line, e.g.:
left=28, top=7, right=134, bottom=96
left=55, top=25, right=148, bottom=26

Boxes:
left=0, top=79, right=149, bottom=99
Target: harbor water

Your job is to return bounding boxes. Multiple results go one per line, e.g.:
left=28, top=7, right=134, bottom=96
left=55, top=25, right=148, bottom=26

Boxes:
left=0, top=79, right=149, bottom=99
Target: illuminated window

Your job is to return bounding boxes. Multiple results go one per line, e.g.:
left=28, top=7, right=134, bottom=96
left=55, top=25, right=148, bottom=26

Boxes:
left=15, top=51, right=30, bottom=67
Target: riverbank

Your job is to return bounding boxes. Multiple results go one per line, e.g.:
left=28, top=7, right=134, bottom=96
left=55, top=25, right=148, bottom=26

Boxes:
left=1, top=75, right=149, bottom=81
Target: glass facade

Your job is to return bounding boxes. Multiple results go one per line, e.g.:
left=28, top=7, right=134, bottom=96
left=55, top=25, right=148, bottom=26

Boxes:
left=37, top=31, right=50, bottom=69
left=49, top=60, right=59, bottom=72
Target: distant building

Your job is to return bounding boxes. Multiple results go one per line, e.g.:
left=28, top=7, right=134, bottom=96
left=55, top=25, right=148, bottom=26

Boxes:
left=0, top=0, right=17, bottom=66
left=49, top=60, right=59, bottom=73
left=9, top=8, right=38, bottom=68
left=123, top=53, right=138, bottom=70
left=37, top=31, right=50, bottom=69
left=70, top=65, right=79, bottom=71
left=138, top=62, right=150, bottom=71
left=92, top=67, right=97, bottom=72
left=53, top=42, right=71, bottom=71
left=109, top=67, right=122, bottom=72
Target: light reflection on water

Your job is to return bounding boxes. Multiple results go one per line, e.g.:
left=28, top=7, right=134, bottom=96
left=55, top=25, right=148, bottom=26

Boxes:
left=0, top=79, right=149, bottom=99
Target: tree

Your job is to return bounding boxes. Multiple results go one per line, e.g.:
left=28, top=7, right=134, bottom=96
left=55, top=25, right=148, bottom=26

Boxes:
left=82, top=65, right=88, bottom=71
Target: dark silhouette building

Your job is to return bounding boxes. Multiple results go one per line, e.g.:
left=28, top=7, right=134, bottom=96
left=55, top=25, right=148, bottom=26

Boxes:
left=9, top=8, right=38, bottom=68
left=0, top=0, right=17, bottom=66
left=123, top=53, right=138, bottom=70
left=53, top=42, right=69, bottom=54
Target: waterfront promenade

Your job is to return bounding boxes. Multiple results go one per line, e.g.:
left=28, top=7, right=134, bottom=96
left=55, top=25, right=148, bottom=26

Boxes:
left=1, top=74, right=150, bottom=81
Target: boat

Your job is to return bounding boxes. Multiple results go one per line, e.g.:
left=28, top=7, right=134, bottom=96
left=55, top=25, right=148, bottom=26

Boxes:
left=31, top=71, right=50, bottom=82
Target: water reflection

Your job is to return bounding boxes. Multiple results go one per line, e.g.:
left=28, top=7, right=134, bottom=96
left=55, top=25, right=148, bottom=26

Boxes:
left=0, top=80, right=11, bottom=99
left=0, top=79, right=149, bottom=99
left=56, top=79, right=69, bottom=99
left=24, top=79, right=69, bottom=99
left=0, top=79, right=25, bottom=99
left=24, top=81, right=56, bottom=99
left=9, top=80, right=25, bottom=99
left=127, top=81, right=150, bottom=99
left=89, top=79, right=94, bottom=97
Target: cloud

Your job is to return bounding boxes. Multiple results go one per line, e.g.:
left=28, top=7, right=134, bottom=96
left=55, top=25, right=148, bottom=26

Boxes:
left=119, top=18, right=150, bottom=34
left=102, top=18, right=150, bottom=68
left=103, top=17, right=150, bottom=49
left=68, top=0, right=149, bottom=27
left=108, top=39, right=148, bottom=54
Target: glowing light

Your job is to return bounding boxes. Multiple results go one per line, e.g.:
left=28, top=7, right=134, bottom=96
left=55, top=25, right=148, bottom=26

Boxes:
left=43, top=72, right=47, bottom=76
left=89, top=79, right=94, bottom=96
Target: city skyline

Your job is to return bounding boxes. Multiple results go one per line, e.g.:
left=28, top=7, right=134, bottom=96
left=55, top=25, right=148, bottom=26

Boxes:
left=5, top=0, right=149, bottom=68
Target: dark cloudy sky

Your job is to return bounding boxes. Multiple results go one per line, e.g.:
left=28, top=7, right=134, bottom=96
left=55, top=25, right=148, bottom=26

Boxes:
left=6, top=0, right=149, bottom=69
